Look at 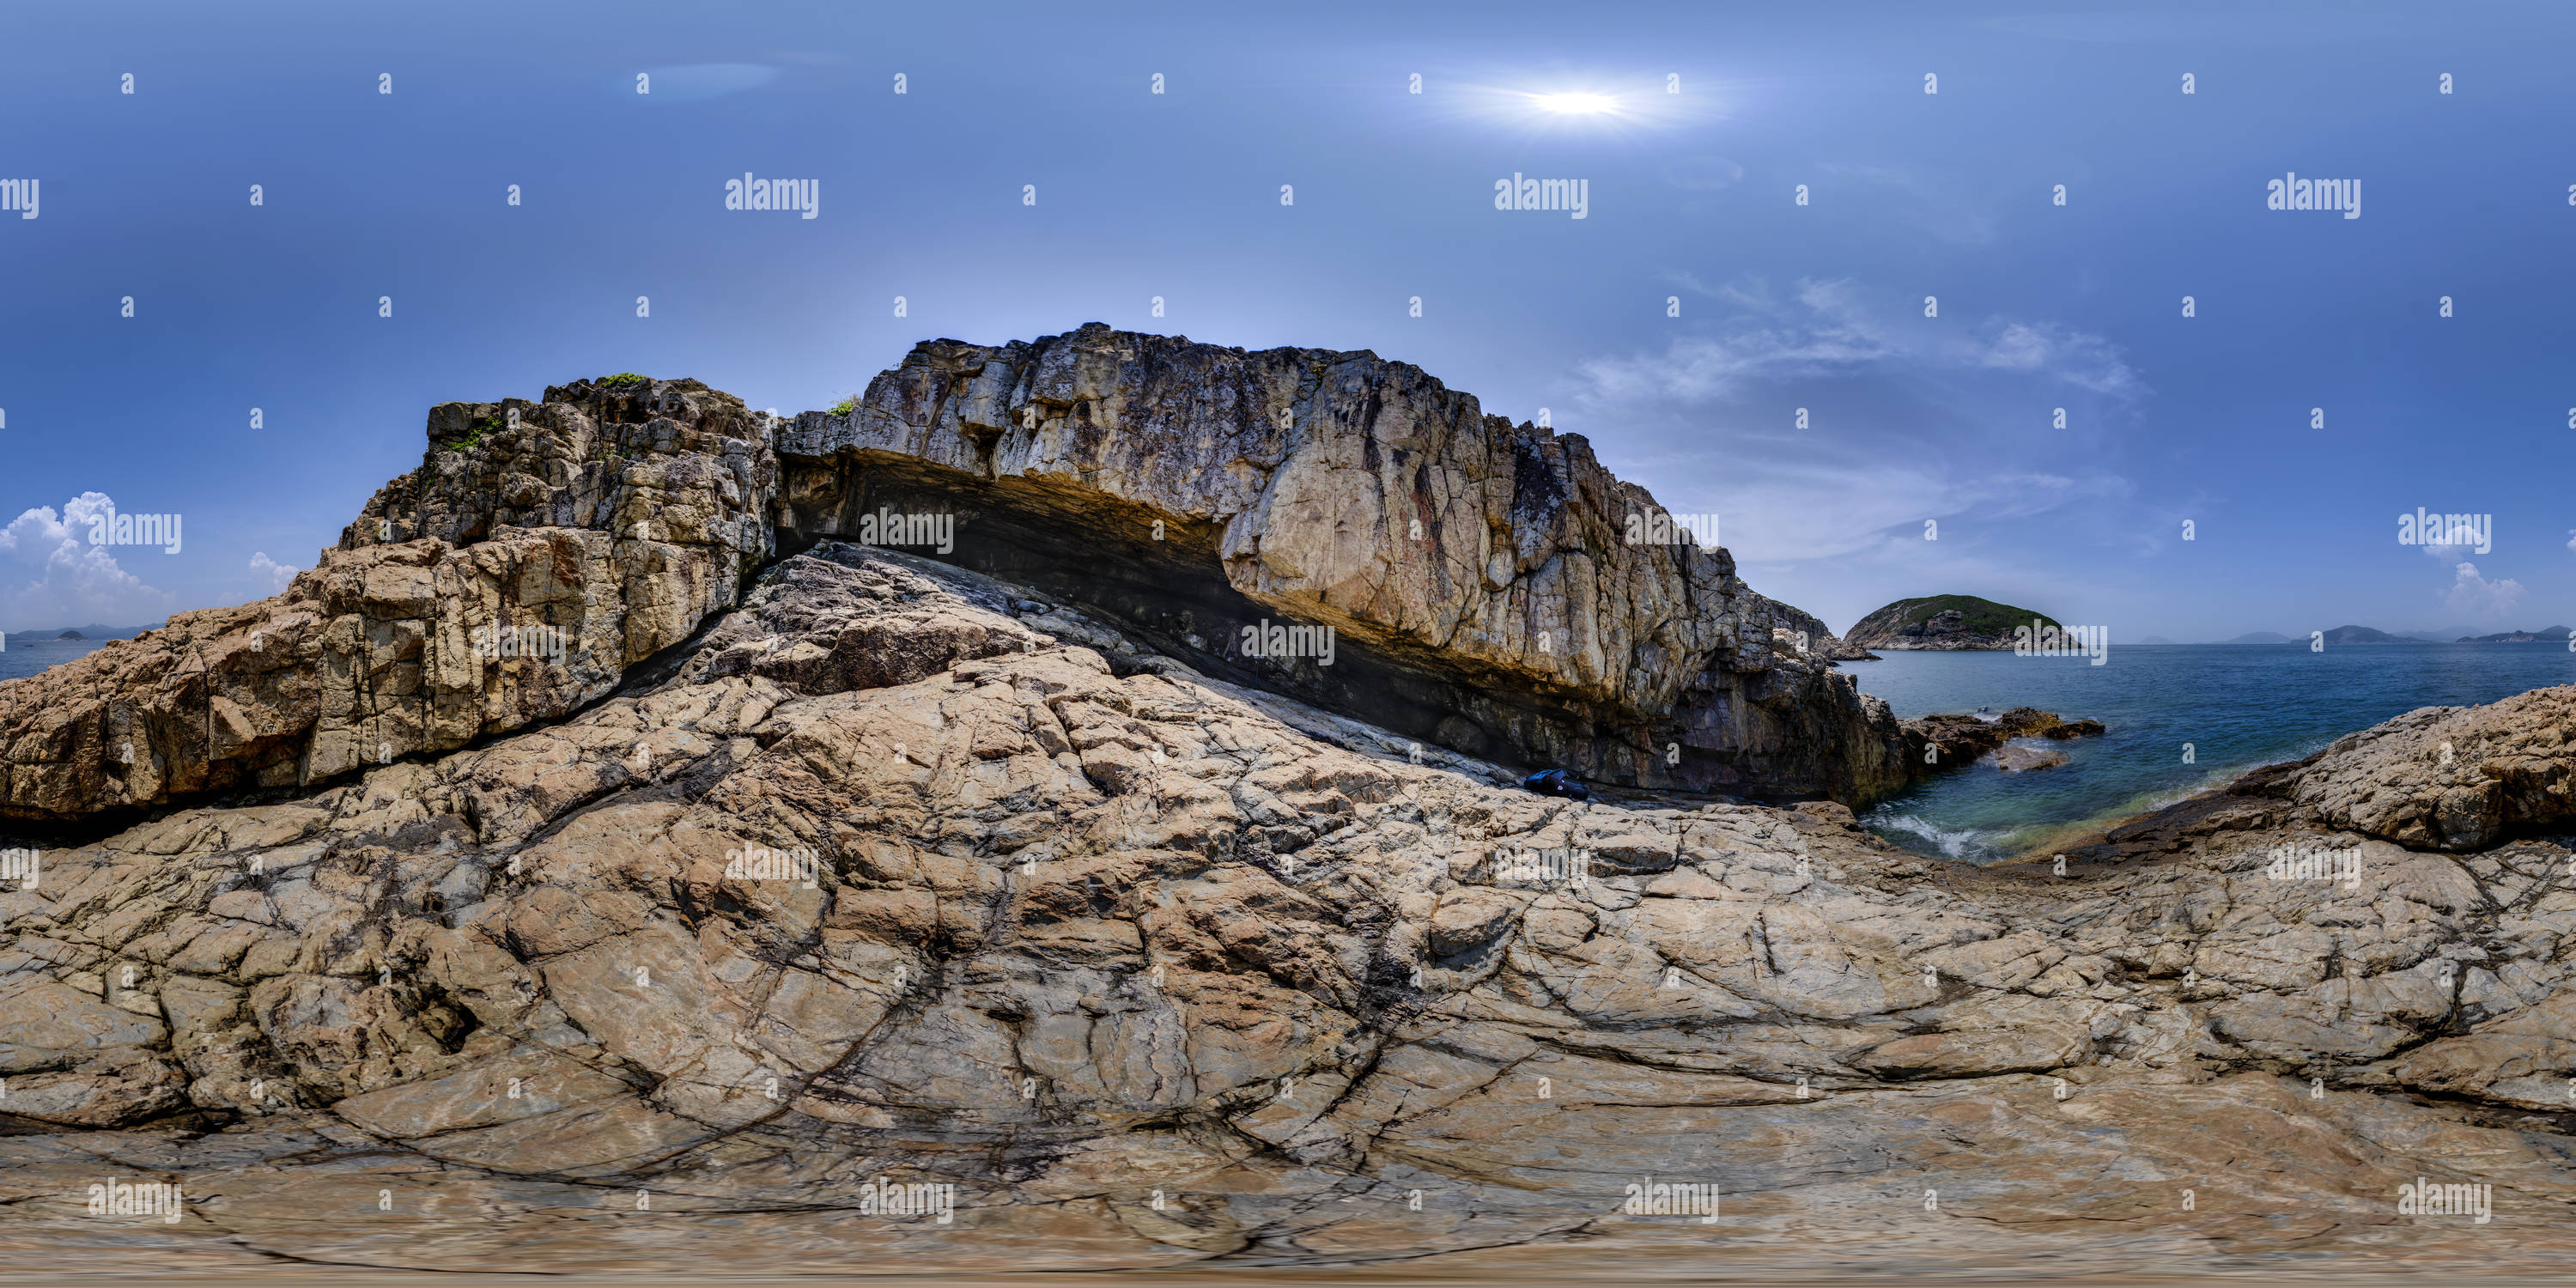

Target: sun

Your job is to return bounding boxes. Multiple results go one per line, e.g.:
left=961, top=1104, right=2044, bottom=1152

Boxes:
left=1531, top=92, right=1617, bottom=114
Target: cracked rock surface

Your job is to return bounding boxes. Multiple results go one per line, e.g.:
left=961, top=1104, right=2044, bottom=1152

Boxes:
left=5, top=543, right=2575, bottom=1277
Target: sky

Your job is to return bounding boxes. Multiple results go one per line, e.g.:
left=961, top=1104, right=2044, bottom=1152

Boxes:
left=2, top=0, right=2571, bottom=642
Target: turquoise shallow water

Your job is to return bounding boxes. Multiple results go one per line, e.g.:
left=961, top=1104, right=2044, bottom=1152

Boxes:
left=1845, top=642, right=2576, bottom=864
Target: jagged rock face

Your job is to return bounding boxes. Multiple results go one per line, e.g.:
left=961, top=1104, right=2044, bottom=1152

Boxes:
left=775, top=324, right=1905, bottom=801
left=0, top=342, right=1903, bottom=824
left=3, top=546, right=2573, bottom=1274
left=0, top=380, right=777, bottom=825
left=2279, top=689, right=2576, bottom=851
left=1750, top=592, right=1877, bottom=661
left=341, top=375, right=775, bottom=562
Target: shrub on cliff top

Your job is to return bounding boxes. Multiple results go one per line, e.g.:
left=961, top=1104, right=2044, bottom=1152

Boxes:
left=600, top=372, right=649, bottom=388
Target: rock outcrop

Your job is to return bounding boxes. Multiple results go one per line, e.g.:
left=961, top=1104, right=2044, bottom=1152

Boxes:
left=0, top=331, right=1921, bottom=825
left=3, top=544, right=2573, bottom=1275
left=772, top=325, right=1905, bottom=801
left=0, top=377, right=775, bottom=826
left=1990, top=744, right=2068, bottom=772
left=1750, top=591, right=1879, bottom=661
left=8, top=342, right=2576, bottom=1276
left=1901, top=706, right=2103, bottom=772
left=1846, top=594, right=2063, bottom=651
left=2080, top=686, right=2576, bottom=856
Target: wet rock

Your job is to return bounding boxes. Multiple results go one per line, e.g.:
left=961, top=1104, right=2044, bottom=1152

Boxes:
left=1991, top=744, right=2069, bottom=773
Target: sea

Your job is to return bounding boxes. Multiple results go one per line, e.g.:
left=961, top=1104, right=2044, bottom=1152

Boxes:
left=1849, top=642, right=2576, bottom=865
left=0, top=637, right=115, bottom=683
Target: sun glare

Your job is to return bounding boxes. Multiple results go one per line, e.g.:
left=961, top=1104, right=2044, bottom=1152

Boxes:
left=1532, top=92, right=1617, bottom=114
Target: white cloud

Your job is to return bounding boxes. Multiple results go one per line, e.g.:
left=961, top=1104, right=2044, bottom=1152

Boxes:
left=1578, top=278, right=2141, bottom=406
left=2441, top=561, right=2524, bottom=619
left=249, top=552, right=300, bottom=595
left=1568, top=279, right=2145, bottom=564
left=0, top=493, right=174, bottom=630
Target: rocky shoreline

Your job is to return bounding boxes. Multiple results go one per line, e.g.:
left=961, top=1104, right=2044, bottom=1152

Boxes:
left=3, top=342, right=2573, bottom=1277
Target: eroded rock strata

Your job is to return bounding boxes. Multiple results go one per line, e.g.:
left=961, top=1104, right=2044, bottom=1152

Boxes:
left=773, top=325, right=1899, bottom=800
left=0, top=331, right=1912, bottom=828
left=4, top=344, right=2575, bottom=1276
left=1, top=544, right=2573, bottom=1273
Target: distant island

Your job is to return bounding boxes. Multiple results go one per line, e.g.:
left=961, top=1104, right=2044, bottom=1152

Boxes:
left=2318, top=624, right=2407, bottom=644
left=2206, top=625, right=2557, bottom=644
left=54, top=631, right=85, bottom=641
left=1845, top=594, right=2063, bottom=651
left=2133, top=635, right=2177, bottom=646
left=2458, top=626, right=2573, bottom=642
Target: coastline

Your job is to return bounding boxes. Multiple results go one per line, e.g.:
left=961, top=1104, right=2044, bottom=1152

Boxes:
left=1986, top=754, right=2316, bottom=868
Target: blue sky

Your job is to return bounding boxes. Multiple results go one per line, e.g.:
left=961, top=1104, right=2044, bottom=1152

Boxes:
left=2, top=0, right=2570, bottom=641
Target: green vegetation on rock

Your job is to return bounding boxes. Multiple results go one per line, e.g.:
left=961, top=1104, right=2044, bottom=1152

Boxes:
left=1844, top=593, right=2067, bottom=650
left=1872, top=594, right=2061, bottom=636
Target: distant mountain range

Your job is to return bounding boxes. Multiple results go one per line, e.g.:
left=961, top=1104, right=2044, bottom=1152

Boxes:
left=2204, top=625, right=2566, bottom=644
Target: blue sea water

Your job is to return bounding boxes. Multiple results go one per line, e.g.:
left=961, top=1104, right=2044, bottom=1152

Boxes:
left=1846, top=643, right=2576, bottom=864
left=0, top=639, right=114, bottom=683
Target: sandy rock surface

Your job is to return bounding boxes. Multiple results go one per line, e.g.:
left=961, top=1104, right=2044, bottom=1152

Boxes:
left=5, top=544, right=2573, bottom=1277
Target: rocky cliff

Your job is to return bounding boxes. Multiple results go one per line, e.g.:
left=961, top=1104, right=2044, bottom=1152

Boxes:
left=0, top=377, right=774, bottom=827
left=0, top=328, right=1913, bottom=825
left=771, top=325, right=1903, bottom=800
